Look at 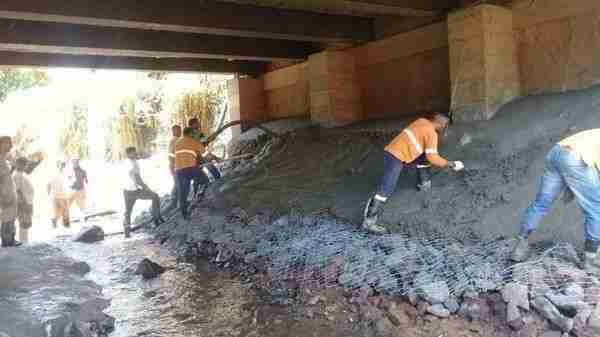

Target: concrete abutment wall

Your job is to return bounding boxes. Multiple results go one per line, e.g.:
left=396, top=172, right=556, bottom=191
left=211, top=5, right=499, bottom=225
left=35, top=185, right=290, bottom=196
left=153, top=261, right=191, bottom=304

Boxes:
left=228, top=0, right=600, bottom=128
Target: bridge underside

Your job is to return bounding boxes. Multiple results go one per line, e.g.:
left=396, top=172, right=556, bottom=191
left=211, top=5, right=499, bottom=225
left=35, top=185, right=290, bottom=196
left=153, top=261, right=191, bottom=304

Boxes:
left=0, top=0, right=461, bottom=74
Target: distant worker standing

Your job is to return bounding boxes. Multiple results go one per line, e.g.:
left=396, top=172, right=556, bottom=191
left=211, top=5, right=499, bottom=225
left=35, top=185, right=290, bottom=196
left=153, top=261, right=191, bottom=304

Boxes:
left=167, top=125, right=182, bottom=210
left=13, top=158, right=34, bottom=243
left=68, top=159, right=89, bottom=223
left=48, top=161, right=70, bottom=229
left=363, top=114, right=465, bottom=234
left=122, top=146, right=165, bottom=238
left=512, top=129, right=600, bottom=274
left=0, top=136, right=18, bottom=247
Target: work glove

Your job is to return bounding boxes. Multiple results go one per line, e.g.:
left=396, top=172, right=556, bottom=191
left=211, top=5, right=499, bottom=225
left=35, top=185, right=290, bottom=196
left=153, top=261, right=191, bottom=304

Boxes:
left=448, top=161, right=464, bottom=172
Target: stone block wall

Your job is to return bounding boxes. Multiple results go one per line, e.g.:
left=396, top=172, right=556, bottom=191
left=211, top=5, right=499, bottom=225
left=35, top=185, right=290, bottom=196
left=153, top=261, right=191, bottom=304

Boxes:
left=352, top=22, right=451, bottom=119
left=448, top=5, right=520, bottom=122
left=308, top=51, right=363, bottom=127
left=229, top=0, right=600, bottom=127
left=263, top=62, right=309, bottom=119
left=513, top=0, right=600, bottom=94
left=227, top=76, right=266, bottom=127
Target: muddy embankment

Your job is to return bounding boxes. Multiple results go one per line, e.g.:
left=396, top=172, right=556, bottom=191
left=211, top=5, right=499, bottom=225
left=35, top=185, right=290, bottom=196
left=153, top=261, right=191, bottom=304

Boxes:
left=130, top=85, right=600, bottom=337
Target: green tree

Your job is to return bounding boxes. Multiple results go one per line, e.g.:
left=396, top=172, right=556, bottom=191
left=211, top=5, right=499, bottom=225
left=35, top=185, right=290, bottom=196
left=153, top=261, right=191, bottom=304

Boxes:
left=172, top=75, right=227, bottom=135
left=0, top=69, right=49, bottom=102
left=59, top=103, right=90, bottom=159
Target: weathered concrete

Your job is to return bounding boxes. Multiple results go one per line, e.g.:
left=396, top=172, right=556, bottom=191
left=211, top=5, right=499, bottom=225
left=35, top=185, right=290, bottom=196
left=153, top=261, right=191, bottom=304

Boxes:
left=0, top=0, right=373, bottom=43
left=227, top=77, right=266, bottom=140
left=448, top=4, right=520, bottom=122
left=0, top=18, right=317, bottom=61
left=263, top=62, right=309, bottom=119
left=353, top=22, right=451, bottom=119
left=0, top=51, right=267, bottom=75
left=308, top=50, right=362, bottom=127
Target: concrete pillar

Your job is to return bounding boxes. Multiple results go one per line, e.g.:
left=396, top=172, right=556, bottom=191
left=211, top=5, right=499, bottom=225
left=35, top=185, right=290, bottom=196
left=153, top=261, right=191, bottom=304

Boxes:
left=227, top=76, right=266, bottom=140
left=308, top=50, right=362, bottom=127
left=448, top=4, right=520, bottom=122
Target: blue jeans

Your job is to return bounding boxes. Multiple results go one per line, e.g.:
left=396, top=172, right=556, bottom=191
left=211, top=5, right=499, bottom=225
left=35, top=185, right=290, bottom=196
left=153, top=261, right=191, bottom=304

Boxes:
left=176, top=167, right=209, bottom=218
left=376, top=151, right=404, bottom=199
left=520, top=144, right=600, bottom=242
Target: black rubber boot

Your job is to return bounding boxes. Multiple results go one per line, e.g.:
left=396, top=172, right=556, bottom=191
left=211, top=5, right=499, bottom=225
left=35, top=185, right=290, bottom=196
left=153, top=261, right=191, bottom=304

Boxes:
left=1, top=221, right=16, bottom=247
left=585, top=239, right=600, bottom=275
left=362, top=197, right=387, bottom=234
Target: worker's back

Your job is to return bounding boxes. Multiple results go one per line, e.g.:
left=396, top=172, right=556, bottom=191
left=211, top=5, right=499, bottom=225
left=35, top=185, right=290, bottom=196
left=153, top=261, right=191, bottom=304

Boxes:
left=559, top=129, right=600, bottom=171
left=385, top=118, right=436, bottom=163
left=174, top=136, right=205, bottom=170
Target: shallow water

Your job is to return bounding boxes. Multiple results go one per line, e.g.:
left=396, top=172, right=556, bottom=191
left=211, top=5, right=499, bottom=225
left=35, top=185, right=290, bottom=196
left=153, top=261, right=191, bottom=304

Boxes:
left=55, top=226, right=257, bottom=337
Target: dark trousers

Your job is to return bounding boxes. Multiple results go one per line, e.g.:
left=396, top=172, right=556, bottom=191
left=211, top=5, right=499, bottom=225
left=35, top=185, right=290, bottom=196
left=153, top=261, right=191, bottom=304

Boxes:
left=123, top=189, right=161, bottom=228
left=176, top=167, right=209, bottom=218
left=192, top=163, right=221, bottom=196
left=376, top=152, right=429, bottom=199
left=1, top=221, right=16, bottom=247
left=169, top=173, right=179, bottom=208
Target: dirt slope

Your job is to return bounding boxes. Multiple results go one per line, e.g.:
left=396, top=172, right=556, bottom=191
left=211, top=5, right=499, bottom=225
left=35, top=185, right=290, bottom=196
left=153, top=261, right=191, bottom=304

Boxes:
left=212, top=84, right=600, bottom=247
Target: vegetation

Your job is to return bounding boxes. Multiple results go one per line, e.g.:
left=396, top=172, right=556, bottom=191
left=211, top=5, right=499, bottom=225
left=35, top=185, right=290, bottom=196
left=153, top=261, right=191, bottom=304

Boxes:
left=104, top=73, right=165, bottom=161
left=59, top=102, right=90, bottom=159
left=172, top=75, right=227, bottom=135
left=0, top=69, right=49, bottom=102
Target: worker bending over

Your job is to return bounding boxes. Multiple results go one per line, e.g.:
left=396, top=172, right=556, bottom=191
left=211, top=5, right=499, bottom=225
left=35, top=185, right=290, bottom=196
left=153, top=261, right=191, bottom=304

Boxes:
left=175, top=127, right=221, bottom=220
left=512, top=129, right=600, bottom=274
left=363, top=113, right=464, bottom=233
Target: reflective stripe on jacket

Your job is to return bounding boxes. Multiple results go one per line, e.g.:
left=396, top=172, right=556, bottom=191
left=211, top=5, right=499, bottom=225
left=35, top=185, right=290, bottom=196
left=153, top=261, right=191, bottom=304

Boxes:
left=175, top=136, right=205, bottom=170
left=384, top=118, right=448, bottom=168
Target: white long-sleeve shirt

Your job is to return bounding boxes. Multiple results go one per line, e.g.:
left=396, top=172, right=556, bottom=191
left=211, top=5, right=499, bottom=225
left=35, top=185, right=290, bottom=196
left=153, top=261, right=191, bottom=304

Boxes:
left=13, top=171, right=34, bottom=205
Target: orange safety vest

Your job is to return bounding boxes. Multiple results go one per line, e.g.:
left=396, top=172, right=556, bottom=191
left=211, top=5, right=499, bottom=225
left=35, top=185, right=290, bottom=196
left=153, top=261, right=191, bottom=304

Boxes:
left=384, top=118, right=447, bottom=167
left=174, top=136, right=205, bottom=170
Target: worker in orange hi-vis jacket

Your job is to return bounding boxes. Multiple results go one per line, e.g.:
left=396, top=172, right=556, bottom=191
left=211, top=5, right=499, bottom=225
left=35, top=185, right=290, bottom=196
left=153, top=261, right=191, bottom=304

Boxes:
left=363, top=113, right=465, bottom=234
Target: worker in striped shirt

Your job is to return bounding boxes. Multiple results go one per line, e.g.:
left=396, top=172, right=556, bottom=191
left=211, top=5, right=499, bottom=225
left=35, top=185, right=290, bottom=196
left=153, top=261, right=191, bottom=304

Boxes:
left=363, top=113, right=465, bottom=234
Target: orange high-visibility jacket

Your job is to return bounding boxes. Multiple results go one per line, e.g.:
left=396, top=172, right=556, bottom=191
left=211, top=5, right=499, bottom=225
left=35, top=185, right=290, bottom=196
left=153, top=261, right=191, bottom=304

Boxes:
left=384, top=118, right=449, bottom=168
left=174, top=136, right=205, bottom=170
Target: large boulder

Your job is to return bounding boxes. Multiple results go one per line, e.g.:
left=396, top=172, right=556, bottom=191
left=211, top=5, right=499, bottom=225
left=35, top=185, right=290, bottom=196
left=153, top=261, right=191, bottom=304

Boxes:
left=135, top=258, right=165, bottom=280
left=73, top=226, right=105, bottom=243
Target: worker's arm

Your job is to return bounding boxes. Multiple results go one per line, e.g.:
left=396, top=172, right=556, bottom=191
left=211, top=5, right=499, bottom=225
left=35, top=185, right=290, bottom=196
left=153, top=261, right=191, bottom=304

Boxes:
left=133, top=173, right=149, bottom=191
left=424, top=131, right=463, bottom=171
left=424, top=131, right=449, bottom=168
